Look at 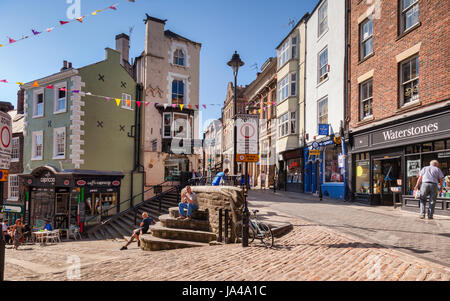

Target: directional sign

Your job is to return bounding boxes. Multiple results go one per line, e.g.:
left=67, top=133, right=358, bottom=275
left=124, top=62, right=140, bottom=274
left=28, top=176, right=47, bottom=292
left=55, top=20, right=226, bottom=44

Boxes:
left=236, top=154, right=259, bottom=163
left=0, top=111, right=12, bottom=170
left=309, top=150, right=321, bottom=156
left=236, top=114, right=259, bottom=161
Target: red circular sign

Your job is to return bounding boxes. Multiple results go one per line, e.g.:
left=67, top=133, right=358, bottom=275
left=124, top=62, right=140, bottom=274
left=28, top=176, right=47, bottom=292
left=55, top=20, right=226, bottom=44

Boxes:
left=240, top=123, right=255, bottom=139
left=27, top=179, right=32, bottom=185
left=64, top=180, right=70, bottom=186
left=112, top=181, right=120, bottom=186
left=1, top=126, right=11, bottom=148
left=77, top=180, right=86, bottom=186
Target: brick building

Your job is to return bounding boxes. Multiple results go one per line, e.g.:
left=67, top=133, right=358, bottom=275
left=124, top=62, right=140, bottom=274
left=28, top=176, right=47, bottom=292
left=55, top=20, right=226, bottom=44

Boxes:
left=1, top=91, right=24, bottom=224
left=347, top=0, right=450, bottom=213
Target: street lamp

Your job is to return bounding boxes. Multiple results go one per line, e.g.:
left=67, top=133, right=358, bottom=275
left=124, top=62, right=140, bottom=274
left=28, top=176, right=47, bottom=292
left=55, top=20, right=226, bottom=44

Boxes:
left=227, top=51, right=249, bottom=247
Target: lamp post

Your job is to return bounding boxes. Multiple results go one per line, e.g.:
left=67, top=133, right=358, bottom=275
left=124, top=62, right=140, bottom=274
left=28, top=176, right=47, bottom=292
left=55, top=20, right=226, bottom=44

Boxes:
left=227, top=51, right=249, bottom=247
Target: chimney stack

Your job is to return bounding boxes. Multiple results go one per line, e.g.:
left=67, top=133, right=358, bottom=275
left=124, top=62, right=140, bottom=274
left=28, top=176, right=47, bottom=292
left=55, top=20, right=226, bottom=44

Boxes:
left=115, top=33, right=130, bottom=67
left=61, top=60, right=68, bottom=71
left=17, top=89, right=24, bottom=114
left=68, top=62, right=72, bottom=69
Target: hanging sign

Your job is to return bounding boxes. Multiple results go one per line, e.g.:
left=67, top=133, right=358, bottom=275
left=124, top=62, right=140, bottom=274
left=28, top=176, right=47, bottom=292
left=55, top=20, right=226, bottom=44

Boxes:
left=0, top=111, right=12, bottom=170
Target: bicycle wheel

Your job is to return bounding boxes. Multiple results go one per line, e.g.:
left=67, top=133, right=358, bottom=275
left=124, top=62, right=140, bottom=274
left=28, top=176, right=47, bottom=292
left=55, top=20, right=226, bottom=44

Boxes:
left=257, top=222, right=274, bottom=248
left=233, top=221, right=256, bottom=243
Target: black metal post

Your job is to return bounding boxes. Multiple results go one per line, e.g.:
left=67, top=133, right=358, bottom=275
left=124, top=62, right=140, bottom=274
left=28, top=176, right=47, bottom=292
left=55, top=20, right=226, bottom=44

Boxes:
left=0, top=182, right=4, bottom=281
left=218, top=209, right=223, bottom=243
left=224, top=209, right=229, bottom=244
left=233, top=75, right=238, bottom=178
left=242, top=162, right=249, bottom=247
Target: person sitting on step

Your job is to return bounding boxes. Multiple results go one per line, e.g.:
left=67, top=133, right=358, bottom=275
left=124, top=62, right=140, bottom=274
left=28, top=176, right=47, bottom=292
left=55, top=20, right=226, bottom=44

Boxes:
left=120, top=212, right=154, bottom=250
left=178, top=186, right=198, bottom=221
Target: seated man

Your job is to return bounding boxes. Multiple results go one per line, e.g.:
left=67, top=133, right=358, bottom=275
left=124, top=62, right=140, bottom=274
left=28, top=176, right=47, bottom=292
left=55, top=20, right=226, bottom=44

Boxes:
left=178, top=186, right=198, bottom=220
left=44, top=221, right=53, bottom=231
left=121, top=212, right=154, bottom=250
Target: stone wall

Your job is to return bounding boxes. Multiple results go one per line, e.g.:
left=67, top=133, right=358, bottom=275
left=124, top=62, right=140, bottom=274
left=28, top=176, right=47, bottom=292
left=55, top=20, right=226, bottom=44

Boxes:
left=183, top=186, right=244, bottom=241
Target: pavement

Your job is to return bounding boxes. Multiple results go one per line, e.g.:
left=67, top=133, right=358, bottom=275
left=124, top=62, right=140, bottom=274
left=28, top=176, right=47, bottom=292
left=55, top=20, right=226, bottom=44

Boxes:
left=247, top=189, right=450, bottom=268
left=3, top=193, right=450, bottom=281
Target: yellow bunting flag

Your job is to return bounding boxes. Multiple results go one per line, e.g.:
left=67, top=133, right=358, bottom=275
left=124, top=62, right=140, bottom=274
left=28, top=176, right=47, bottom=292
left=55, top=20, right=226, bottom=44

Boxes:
left=16, top=82, right=24, bottom=86
left=0, top=44, right=3, bottom=48
left=92, top=10, right=102, bottom=15
left=116, top=99, right=121, bottom=107
left=32, top=81, right=39, bottom=87
left=180, top=104, right=184, bottom=111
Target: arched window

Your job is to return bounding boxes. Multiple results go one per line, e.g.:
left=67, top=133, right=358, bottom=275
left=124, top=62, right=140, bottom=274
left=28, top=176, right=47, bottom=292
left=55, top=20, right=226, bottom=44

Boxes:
left=172, top=80, right=184, bottom=105
left=173, top=49, right=185, bottom=66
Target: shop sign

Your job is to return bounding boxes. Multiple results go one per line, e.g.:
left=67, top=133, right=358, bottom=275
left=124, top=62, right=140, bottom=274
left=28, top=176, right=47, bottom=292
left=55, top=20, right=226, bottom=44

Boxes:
left=318, top=124, right=329, bottom=136
left=76, top=179, right=121, bottom=188
left=438, top=152, right=450, bottom=159
left=40, top=172, right=56, bottom=185
left=2, top=205, right=23, bottom=213
left=407, top=160, right=421, bottom=177
left=309, top=150, right=321, bottom=156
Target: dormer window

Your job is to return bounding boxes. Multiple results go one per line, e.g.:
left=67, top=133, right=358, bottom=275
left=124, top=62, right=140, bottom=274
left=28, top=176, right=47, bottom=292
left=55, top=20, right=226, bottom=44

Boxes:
left=174, top=49, right=185, bottom=66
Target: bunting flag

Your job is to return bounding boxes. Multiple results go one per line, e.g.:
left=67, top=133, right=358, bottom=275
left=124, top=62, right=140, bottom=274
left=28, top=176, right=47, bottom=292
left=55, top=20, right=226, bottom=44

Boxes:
left=126, top=100, right=131, bottom=107
left=0, top=79, right=7, bottom=83
left=0, top=1, right=132, bottom=49
left=32, top=81, right=39, bottom=87
left=136, top=101, right=141, bottom=108
left=180, top=104, right=184, bottom=111
left=46, top=85, right=54, bottom=89
left=16, top=82, right=24, bottom=86
left=59, top=88, right=67, bottom=92
left=105, top=97, right=110, bottom=101
left=115, top=99, right=121, bottom=107
left=145, top=102, right=150, bottom=106
left=164, top=104, right=168, bottom=109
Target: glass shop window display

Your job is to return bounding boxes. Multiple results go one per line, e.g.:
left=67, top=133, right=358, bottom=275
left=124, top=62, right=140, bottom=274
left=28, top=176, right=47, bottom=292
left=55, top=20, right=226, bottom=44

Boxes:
left=324, top=147, right=344, bottom=183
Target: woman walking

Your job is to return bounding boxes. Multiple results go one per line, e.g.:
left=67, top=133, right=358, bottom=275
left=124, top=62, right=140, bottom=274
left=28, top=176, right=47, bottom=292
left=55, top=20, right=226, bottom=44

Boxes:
left=12, top=219, right=24, bottom=250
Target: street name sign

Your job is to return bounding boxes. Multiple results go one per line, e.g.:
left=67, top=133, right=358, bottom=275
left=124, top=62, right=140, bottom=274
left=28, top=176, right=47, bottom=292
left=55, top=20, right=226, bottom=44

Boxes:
left=0, top=112, right=12, bottom=170
left=236, top=114, right=259, bottom=162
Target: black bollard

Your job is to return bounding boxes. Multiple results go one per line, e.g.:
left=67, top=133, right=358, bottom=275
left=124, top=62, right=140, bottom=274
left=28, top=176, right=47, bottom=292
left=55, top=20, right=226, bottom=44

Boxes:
left=224, top=209, right=229, bottom=244
left=218, top=209, right=223, bottom=243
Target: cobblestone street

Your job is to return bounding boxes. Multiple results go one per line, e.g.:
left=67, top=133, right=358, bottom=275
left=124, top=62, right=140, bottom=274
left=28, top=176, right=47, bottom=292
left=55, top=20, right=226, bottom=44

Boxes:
left=4, top=198, right=450, bottom=281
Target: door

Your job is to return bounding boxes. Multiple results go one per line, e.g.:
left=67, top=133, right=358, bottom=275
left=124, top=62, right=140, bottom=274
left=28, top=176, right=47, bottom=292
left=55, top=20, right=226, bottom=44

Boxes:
left=55, top=192, right=70, bottom=229
left=372, top=158, right=402, bottom=205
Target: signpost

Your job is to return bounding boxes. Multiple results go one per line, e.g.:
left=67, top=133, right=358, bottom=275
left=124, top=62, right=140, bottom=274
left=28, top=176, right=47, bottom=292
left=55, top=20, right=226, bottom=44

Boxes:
left=0, top=110, right=11, bottom=281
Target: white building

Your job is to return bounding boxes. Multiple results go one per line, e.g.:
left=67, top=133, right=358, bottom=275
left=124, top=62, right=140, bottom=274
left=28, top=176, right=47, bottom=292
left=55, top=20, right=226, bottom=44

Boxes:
left=304, top=0, right=346, bottom=199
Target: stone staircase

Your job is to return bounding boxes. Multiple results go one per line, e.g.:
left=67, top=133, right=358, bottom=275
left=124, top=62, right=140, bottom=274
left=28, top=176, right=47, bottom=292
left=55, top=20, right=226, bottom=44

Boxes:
left=140, top=207, right=217, bottom=251
left=87, top=188, right=181, bottom=241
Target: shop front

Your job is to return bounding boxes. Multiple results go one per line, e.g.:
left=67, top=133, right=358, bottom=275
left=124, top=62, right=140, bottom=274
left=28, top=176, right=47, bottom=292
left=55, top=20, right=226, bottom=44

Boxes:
left=304, top=139, right=346, bottom=200
left=350, top=109, right=450, bottom=215
left=1, top=204, right=24, bottom=226
left=280, top=148, right=304, bottom=193
left=20, top=166, right=124, bottom=232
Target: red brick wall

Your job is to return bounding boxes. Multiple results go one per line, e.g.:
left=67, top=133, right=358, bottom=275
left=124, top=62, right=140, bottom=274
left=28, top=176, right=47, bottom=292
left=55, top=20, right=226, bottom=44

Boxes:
left=349, top=0, right=450, bottom=130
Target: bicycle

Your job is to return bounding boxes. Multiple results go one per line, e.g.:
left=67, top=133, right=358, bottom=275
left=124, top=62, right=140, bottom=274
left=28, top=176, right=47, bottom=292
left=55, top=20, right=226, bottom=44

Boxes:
left=234, top=210, right=274, bottom=248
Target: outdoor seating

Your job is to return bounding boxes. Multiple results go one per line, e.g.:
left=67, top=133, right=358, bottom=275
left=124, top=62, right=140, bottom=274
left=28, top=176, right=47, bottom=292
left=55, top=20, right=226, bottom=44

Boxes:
left=68, top=226, right=82, bottom=240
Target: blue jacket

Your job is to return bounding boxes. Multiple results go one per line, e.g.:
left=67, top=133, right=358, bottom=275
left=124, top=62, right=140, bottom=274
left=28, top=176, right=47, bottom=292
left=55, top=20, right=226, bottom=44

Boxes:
left=212, top=172, right=226, bottom=186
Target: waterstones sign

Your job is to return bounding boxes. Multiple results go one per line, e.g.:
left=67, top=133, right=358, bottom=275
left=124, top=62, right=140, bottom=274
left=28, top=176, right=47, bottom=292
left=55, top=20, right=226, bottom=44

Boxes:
left=353, top=112, right=450, bottom=150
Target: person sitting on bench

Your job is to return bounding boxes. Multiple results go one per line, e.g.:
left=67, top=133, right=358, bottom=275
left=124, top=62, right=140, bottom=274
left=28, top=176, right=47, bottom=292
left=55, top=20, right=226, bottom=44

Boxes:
left=178, top=186, right=198, bottom=220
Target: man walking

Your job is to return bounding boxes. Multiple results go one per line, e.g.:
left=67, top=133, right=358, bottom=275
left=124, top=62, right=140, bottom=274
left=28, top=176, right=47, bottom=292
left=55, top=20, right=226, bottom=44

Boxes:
left=414, top=160, right=444, bottom=219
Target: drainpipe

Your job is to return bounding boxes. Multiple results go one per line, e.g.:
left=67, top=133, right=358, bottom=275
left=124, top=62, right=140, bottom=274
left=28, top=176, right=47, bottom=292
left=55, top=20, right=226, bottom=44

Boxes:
left=343, top=0, right=350, bottom=201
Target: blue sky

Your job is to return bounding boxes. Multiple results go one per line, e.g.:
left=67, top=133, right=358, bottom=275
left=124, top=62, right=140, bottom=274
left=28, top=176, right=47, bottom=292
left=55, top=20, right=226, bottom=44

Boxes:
left=0, top=0, right=317, bottom=130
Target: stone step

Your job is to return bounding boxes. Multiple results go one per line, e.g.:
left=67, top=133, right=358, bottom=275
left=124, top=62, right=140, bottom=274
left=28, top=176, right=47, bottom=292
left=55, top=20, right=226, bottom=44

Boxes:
left=159, top=214, right=211, bottom=232
left=149, top=225, right=216, bottom=243
left=168, top=207, right=209, bottom=220
left=140, top=234, right=209, bottom=251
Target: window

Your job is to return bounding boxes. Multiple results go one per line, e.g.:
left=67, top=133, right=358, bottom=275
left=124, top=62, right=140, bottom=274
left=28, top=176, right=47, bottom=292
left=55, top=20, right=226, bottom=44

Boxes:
left=278, top=41, right=289, bottom=68
left=163, top=113, right=172, bottom=138
left=278, top=72, right=297, bottom=102
left=54, top=84, right=67, bottom=113
left=318, top=47, right=328, bottom=83
left=360, top=18, right=373, bottom=59
left=53, top=127, right=66, bottom=159
left=355, top=160, right=370, bottom=193
left=33, top=90, right=44, bottom=117
left=278, top=112, right=296, bottom=138
left=291, top=36, right=298, bottom=59
left=360, top=79, right=373, bottom=120
left=122, top=93, right=132, bottom=110
left=173, top=49, right=185, bottom=66
left=32, top=131, right=43, bottom=160
left=173, top=113, right=189, bottom=139
left=8, top=175, right=19, bottom=200
left=318, top=0, right=328, bottom=37
left=400, top=56, right=419, bottom=106
left=400, top=0, right=419, bottom=33
left=318, top=97, right=328, bottom=126
left=172, top=80, right=184, bottom=105
left=11, top=137, right=19, bottom=162
left=324, top=147, right=343, bottom=183
left=152, top=139, right=158, bottom=152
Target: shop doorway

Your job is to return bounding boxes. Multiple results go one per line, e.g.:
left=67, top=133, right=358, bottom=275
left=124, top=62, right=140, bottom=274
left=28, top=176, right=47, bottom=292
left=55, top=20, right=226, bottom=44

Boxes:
left=55, top=191, right=70, bottom=229
left=372, top=157, right=402, bottom=205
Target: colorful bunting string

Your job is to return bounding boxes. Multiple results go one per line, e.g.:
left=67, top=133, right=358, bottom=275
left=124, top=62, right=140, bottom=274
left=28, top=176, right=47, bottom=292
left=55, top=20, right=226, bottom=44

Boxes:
left=0, top=1, right=135, bottom=49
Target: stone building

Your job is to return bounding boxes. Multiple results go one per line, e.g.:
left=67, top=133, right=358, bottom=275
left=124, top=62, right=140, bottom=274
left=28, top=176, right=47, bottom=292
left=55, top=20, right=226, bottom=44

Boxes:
left=347, top=0, right=450, bottom=212
left=134, top=15, right=202, bottom=186
left=275, top=14, right=309, bottom=193
left=244, top=57, right=277, bottom=189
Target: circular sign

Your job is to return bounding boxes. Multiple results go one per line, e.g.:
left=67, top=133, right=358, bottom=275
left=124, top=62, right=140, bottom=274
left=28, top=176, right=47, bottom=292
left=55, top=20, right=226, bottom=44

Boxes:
left=240, top=123, right=255, bottom=139
left=312, top=142, right=319, bottom=150
left=112, top=181, right=120, bottom=186
left=64, top=180, right=70, bottom=186
left=77, top=180, right=86, bottom=186
left=1, top=126, right=11, bottom=148
left=27, top=179, right=32, bottom=185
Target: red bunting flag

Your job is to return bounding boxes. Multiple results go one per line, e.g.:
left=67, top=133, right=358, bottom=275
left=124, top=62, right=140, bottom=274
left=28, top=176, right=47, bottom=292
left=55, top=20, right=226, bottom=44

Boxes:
left=59, top=21, right=69, bottom=25
left=46, top=85, right=54, bottom=89
left=188, top=105, right=192, bottom=109
left=109, top=4, right=117, bottom=10
left=59, top=88, right=67, bottom=92
left=0, top=80, right=7, bottom=83
left=76, top=16, right=85, bottom=23
left=145, top=102, right=150, bottom=106
left=136, top=101, right=141, bottom=108
left=47, top=27, right=55, bottom=32
left=195, top=105, right=199, bottom=109
left=8, top=37, right=16, bottom=44
left=202, top=105, right=207, bottom=109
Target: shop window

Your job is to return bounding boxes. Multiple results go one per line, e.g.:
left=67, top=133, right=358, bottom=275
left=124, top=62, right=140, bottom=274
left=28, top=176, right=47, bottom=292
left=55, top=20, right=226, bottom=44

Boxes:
left=422, top=142, right=432, bottom=152
left=405, top=144, right=421, bottom=154
left=355, top=161, right=370, bottom=194
left=287, top=159, right=302, bottom=184
left=164, top=158, right=189, bottom=181
left=434, top=140, right=445, bottom=151
left=406, top=156, right=421, bottom=195
left=324, top=147, right=343, bottom=183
